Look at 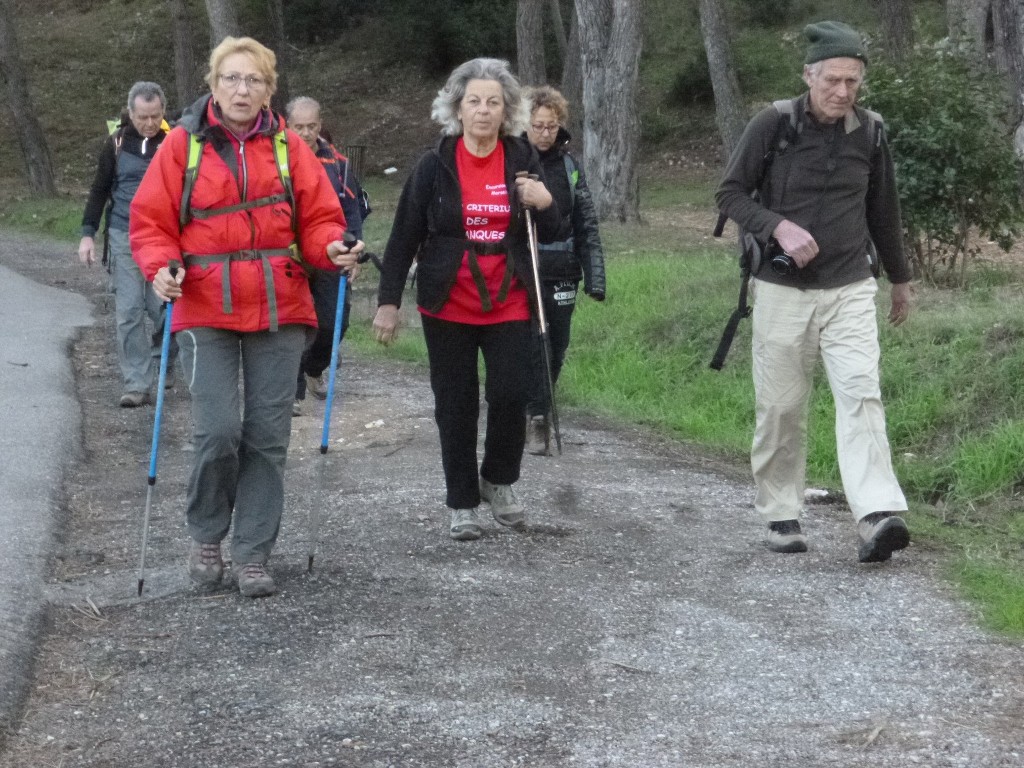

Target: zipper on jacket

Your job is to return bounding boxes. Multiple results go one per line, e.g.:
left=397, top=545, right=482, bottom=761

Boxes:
left=238, top=140, right=258, bottom=246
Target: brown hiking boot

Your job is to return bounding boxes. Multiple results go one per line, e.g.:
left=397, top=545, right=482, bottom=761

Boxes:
left=237, top=562, right=277, bottom=597
left=188, top=540, right=224, bottom=586
left=526, top=414, right=551, bottom=456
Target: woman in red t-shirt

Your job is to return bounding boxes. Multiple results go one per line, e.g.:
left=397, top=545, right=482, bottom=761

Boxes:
left=373, top=58, right=560, bottom=541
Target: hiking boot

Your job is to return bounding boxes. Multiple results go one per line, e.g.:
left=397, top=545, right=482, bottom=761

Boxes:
left=480, top=478, right=526, bottom=529
left=857, top=512, right=910, bottom=563
left=449, top=508, right=482, bottom=541
left=766, top=519, right=808, bottom=553
left=237, top=562, right=277, bottom=597
left=306, top=371, right=329, bottom=400
left=119, top=391, right=150, bottom=408
left=526, top=414, right=551, bottom=456
left=188, top=540, right=224, bottom=586
left=292, top=399, right=302, bottom=417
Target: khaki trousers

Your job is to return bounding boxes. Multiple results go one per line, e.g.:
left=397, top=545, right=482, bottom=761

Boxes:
left=750, top=278, right=907, bottom=523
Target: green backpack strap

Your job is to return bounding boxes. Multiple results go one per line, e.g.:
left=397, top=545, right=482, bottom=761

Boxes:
left=561, top=153, right=578, bottom=217
left=271, top=128, right=296, bottom=233
left=179, top=128, right=296, bottom=234
left=179, top=133, right=205, bottom=231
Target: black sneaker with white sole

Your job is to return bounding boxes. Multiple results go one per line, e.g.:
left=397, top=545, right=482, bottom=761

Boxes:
left=857, top=512, right=910, bottom=563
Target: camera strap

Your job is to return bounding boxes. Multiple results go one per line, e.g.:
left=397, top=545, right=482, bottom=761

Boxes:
left=710, top=103, right=800, bottom=370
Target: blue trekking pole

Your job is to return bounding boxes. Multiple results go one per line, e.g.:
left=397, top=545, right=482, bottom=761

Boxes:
left=137, top=267, right=177, bottom=597
left=308, top=232, right=357, bottom=573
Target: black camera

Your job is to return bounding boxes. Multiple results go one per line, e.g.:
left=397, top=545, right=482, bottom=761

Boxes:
left=765, top=238, right=797, bottom=276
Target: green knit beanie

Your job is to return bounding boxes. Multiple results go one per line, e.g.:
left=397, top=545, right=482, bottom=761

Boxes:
left=804, top=21, right=868, bottom=66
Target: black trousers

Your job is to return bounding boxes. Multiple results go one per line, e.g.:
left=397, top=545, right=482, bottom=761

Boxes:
left=296, top=269, right=351, bottom=399
left=421, top=314, right=532, bottom=509
left=528, top=279, right=578, bottom=417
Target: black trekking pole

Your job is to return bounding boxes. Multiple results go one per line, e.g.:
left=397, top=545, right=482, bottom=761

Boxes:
left=517, top=172, right=562, bottom=455
left=137, top=267, right=177, bottom=597
left=308, top=232, right=357, bottom=573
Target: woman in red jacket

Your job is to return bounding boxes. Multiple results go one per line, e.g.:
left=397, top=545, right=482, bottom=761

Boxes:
left=130, top=36, right=362, bottom=597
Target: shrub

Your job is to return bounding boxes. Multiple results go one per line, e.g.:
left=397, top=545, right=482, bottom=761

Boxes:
left=863, top=48, right=1024, bottom=287
left=383, top=0, right=517, bottom=76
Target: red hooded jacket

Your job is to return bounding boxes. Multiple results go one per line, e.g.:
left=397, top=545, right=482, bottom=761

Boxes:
left=130, top=95, right=346, bottom=333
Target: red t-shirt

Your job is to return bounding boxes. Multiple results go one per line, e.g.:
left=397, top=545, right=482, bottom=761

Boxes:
left=421, top=138, right=530, bottom=324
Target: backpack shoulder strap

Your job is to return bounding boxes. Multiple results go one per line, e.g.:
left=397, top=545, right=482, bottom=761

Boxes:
left=179, top=128, right=296, bottom=234
left=179, top=132, right=205, bottom=231
left=562, top=152, right=578, bottom=216
left=861, top=107, right=884, bottom=151
left=272, top=128, right=296, bottom=233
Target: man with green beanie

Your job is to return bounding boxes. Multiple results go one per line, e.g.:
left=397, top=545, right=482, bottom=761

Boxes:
left=715, top=21, right=913, bottom=563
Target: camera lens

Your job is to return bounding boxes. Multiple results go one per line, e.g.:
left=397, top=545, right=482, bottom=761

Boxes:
left=770, top=252, right=797, bottom=275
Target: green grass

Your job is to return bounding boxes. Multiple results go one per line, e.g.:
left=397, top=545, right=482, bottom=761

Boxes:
left=0, top=194, right=81, bottom=241
left=955, top=561, right=1024, bottom=634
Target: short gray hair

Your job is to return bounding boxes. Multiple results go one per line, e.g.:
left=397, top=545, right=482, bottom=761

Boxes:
left=430, top=58, right=526, bottom=137
left=127, top=81, right=166, bottom=112
left=285, top=95, right=320, bottom=121
left=804, top=59, right=866, bottom=81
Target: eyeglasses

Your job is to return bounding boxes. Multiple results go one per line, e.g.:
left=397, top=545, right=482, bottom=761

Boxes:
left=530, top=123, right=560, bottom=135
left=218, top=73, right=268, bottom=91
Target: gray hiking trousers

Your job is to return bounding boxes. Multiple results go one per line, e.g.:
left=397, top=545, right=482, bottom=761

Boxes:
left=109, top=227, right=170, bottom=392
left=177, top=325, right=306, bottom=565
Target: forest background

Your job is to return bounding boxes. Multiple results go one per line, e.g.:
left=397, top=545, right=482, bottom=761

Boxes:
left=0, top=0, right=1023, bottom=633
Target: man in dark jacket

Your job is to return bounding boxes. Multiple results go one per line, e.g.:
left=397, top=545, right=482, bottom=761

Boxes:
left=285, top=96, right=366, bottom=415
left=715, top=21, right=912, bottom=563
left=79, top=81, right=171, bottom=407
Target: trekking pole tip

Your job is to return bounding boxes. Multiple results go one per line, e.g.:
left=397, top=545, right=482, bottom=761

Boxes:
left=137, top=579, right=144, bottom=597
left=307, top=555, right=315, bottom=573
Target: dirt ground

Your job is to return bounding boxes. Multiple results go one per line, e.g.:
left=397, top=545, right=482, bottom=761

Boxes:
left=2, top=232, right=1024, bottom=767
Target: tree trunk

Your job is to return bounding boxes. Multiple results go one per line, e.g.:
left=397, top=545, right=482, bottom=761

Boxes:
left=548, top=0, right=568, bottom=58
left=516, top=0, right=547, bottom=86
left=266, top=0, right=290, bottom=111
left=0, top=0, right=56, bottom=195
left=697, top=0, right=746, bottom=160
left=560, top=7, right=584, bottom=142
left=947, top=0, right=992, bottom=61
left=574, top=0, right=643, bottom=222
left=204, top=0, right=240, bottom=45
left=171, top=0, right=202, bottom=110
left=992, top=0, right=1024, bottom=122
left=879, top=0, right=914, bottom=63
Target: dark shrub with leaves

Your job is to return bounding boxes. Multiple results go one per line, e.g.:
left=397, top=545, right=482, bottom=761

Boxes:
left=383, top=0, right=516, bottom=76
left=863, top=48, right=1023, bottom=287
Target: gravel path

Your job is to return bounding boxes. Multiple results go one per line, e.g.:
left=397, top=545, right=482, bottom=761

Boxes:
left=0, top=232, right=1021, bottom=767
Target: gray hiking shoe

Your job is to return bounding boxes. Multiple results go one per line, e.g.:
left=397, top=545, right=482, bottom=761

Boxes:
left=857, top=512, right=910, bottom=563
left=119, top=391, right=150, bottom=408
left=188, top=540, right=224, bottom=586
left=237, top=562, right=277, bottom=597
left=480, top=478, right=526, bottom=529
left=306, top=371, right=329, bottom=400
left=526, top=414, right=551, bottom=456
left=449, top=508, right=482, bottom=541
left=766, top=519, right=808, bottom=553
